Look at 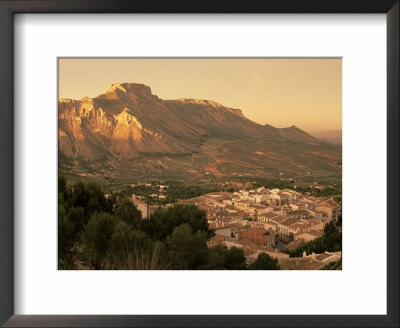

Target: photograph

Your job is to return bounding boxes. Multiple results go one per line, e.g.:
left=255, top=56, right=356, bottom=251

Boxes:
left=58, top=58, right=342, bottom=270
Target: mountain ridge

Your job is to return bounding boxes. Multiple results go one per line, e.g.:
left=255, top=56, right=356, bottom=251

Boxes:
left=311, top=130, right=342, bottom=145
left=58, top=82, right=341, bottom=182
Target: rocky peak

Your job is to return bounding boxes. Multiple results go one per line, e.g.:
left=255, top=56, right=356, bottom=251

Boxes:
left=114, top=108, right=143, bottom=130
left=107, top=82, right=152, bottom=97
left=175, top=98, right=223, bottom=108
left=59, top=98, right=75, bottom=104
left=173, top=98, right=244, bottom=117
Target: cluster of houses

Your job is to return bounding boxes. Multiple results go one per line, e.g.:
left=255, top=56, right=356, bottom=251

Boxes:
left=179, top=187, right=341, bottom=269
left=127, top=185, right=341, bottom=269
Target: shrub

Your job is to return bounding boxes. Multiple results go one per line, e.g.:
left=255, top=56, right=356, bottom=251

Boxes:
left=80, top=212, right=119, bottom=268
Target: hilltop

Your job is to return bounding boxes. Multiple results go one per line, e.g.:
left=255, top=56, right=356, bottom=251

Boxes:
left=58, top=82, right=341, bottom=182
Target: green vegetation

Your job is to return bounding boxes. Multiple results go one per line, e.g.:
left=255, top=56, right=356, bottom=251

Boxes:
left=212, top=175, right=341, bottom=197
left=78, top=172, right=341, bottom=209
left=140, top=204, right=214, bottom=241
left=285, top=221, right=342, bottom=258
left=249, top=252, right=280, bottom=270
left=199, top=244, right=246, bottom=270
left=80, top=212, right=119, bottom=267
left=166, top=223, right=208, bottom=269
left=114, top=199, right=142, bottom=226
left=109, top=182, right=218, bottom=206
left=58, top=176, right=280, bottom=270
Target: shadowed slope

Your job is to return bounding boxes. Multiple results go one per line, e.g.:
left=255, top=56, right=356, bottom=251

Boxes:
left=58, top=82, right=341, bottom=182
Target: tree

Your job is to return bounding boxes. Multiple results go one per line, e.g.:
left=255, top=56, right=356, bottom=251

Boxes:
left=58, top=175, right=67, bottom=194
left=249, top=252, right=280, bottom=270
left=200, top=244, right=247, bottom=270
left=141, top=204, right=212, bottom=241
left=104, top=221, right=170, bottom=270
left=58, top=207, right=75, bottom=269
left=68, top=206, right=87, bottom=236
left=324, top=221, right=336, bottom=235
left=108, top=221, right=149, bottom=255
left=287, top=221, right=342, bottom=257
left=200, top=244, right=228, bottom=270
left=58, top=175, right=72, bottom=209
left=114, top=199, right=142, bottom=227
left=71, top=181, right=112, bottom=216
left=80, top=212, right=119, bottom=268
left=166, top=223, right=208, bottom=269
left=224, top=246, right=247, bottom=270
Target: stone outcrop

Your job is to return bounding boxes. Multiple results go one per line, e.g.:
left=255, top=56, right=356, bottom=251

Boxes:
left=58, top=82, right=340, bottom=181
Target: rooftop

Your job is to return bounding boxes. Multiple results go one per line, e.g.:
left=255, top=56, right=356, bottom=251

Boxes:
left=281, top=218, right=300, bottom=227
left=263, top=212, right=278, bottom=218
left=316, top=199, right=339, bottom=209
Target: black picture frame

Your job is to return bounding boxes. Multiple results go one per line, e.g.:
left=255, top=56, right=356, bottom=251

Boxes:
left=0, top=1, right=398, bottom=327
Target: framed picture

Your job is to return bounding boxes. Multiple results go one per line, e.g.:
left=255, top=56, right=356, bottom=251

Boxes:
left=0, top=0, right=398, bottom=327
left=57, top=56, right=343, bottom=272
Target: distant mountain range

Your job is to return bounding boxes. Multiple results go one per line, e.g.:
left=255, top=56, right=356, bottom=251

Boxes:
left=311, top=130, right=342, bottom=145
left=58, top=82, right=341, bottom=182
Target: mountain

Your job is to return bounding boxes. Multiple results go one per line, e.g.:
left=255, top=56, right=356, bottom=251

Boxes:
left=58, top=82, right=341, bottom=182
left=311, top=130, right=342, bottom=145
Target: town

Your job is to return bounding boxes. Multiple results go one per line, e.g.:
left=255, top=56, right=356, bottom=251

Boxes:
left=129, top=186, right=342, bottom=270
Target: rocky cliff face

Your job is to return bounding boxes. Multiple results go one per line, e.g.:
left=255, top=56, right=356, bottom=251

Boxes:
left=58, top=82, right=341, bottom=182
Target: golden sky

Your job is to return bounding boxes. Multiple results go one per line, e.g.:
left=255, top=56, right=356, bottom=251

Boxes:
left=59, top=58, right=341, bottom=133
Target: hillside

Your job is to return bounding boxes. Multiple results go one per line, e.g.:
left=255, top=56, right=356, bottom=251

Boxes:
left=58, top=82, right=341, bottom=182
left=311, top=130, right=342, bottom=145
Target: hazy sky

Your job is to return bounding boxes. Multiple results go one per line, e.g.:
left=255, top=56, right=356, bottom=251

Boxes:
left=59, top=58, right=341, bottom=133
